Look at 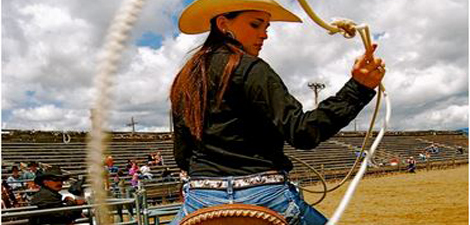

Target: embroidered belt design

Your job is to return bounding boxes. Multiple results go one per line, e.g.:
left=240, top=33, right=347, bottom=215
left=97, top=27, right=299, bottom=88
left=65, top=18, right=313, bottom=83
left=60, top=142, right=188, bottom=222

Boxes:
left=189, top=172, right=286, bottom=190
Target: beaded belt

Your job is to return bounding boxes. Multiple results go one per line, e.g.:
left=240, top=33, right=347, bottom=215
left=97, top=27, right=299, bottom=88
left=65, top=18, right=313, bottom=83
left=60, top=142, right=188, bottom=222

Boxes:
left=188, top=171, right=287, bottom=190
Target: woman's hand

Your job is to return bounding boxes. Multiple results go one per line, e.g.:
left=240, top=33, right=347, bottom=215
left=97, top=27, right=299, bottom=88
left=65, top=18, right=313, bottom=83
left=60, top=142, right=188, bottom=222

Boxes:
left=351, top=43, right=386, bottom=89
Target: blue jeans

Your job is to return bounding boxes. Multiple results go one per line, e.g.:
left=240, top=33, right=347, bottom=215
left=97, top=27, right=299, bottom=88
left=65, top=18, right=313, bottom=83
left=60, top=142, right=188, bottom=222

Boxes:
left=169, top=181, right=327, bottom=225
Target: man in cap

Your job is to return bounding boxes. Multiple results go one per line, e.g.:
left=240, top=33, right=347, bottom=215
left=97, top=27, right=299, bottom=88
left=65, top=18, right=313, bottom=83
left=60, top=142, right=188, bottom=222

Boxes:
left=30, top=166, right=86, bottom=225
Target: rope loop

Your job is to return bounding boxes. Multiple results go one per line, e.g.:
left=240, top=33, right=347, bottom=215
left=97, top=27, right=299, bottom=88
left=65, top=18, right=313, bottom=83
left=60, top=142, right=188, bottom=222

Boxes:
left=330, top=19, right=357, bottom=38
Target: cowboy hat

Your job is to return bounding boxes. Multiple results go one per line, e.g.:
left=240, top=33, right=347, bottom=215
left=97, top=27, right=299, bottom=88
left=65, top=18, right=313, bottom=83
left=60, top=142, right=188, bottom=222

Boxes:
left=34, top=166, right=70, bottom=186
left=179, top=0, right=302, bottom=34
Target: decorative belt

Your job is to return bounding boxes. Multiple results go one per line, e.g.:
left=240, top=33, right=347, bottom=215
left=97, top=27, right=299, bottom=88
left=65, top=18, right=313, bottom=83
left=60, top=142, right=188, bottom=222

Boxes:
left=188, top=171, right=287, bottom=190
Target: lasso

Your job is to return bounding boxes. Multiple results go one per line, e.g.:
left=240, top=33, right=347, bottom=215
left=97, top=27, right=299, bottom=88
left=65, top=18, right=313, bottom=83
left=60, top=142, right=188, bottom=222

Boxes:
left=294, top=0, right=392, bottom=224
left=86, top=0, right=146, bottom=224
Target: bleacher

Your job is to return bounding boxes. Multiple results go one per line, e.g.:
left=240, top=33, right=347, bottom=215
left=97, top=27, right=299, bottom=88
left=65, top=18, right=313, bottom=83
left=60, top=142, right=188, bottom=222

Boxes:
left=1, top=130, right=468, bottom=224
left=2, top=130, right=468, bottom=207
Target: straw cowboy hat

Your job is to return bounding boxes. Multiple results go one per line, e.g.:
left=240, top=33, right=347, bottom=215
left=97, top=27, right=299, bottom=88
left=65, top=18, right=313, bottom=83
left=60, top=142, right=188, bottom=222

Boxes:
left=179, top=0, right=302, bottom=34
left=34, top=166, right=70, bottom=186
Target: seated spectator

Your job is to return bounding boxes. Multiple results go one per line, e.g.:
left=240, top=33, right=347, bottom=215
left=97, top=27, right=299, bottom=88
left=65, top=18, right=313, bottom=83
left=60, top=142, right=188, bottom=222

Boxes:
left=161, top=167, right=173, bottom=182
left=125, top=159, right=133, bottom=171
left=147, top=153, right=154, bottom=165
left=1, top=180, right=19, bottom=208
left=104, top=156, right=119, bottom=173
left=140, top=165, right=153, bottom=180
left=68, top=176, right=87, bottom=198
left=425, top=151, right=431, bottom=160
left=457, top=146, right=464, bottom=154
left=153, top=151, right=164, bottom=166
left=7, top=166, right=24, bottom=190
left=425, top=143, right=440, bottom=154
left=418, top=152, right=426, bottom=161
left=128, top=162, right=139, bottom=176
left=113, top=170, right=126, bottom=198
left=354, top=150, right=367, bottom=158
left=30, top=166, right=87, bottom=225
left=406, top=156, right=417, bottom=173
left=22, top=161, right=42, bottom=189
left=179, top=170, right=189, bottom=183
left=131, top=171, right=141, bottom=188
left=390, top=158, right=399, bottom=166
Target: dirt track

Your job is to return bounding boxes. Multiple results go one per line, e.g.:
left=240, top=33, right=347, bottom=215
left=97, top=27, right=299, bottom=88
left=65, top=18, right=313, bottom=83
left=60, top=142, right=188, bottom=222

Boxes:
left=304, top=165, right=469, bottom=225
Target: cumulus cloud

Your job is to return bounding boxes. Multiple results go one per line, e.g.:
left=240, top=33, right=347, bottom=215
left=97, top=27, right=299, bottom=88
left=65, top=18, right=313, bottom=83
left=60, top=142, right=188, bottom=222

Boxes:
left=2, top=0, right=468, bottom=132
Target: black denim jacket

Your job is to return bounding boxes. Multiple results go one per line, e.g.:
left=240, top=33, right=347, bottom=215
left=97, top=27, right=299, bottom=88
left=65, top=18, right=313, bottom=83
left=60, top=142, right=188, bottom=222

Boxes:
left=173, top=46, right=376, bottom=177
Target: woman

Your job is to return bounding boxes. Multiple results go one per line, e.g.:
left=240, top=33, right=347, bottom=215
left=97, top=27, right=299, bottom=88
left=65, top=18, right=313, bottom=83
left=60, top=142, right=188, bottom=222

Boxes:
left=170, top=0, right=385, bottom=224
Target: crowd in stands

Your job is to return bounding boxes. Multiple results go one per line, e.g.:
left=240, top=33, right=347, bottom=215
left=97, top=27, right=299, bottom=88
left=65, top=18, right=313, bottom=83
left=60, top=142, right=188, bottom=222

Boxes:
left=1, top=149, right=184, bottom=211
left=2, top=162, right=44, bottom=208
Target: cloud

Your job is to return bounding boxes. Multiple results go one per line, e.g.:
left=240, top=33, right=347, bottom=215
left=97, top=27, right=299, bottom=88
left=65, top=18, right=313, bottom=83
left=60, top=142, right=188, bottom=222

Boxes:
left=2, top=0, right=468, bottom=132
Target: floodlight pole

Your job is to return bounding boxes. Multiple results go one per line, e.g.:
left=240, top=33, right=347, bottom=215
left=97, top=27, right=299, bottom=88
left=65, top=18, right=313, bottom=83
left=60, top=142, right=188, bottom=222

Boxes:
left=308, top=82, right=326, bottom=108
left=127, top=117, right=138, bottom=133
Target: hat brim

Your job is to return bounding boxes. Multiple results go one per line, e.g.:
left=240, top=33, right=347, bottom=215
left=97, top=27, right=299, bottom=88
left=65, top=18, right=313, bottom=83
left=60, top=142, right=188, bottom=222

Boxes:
left=179, top=0, right=302, bottom=34
left=34, top=175, right=70, bottom=185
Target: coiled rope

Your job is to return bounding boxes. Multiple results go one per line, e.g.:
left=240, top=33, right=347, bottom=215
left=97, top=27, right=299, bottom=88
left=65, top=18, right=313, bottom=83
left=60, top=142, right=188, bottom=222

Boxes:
left=62, top=132, right=71, bottom=144
left=86, top=0, right=146, bottom=224
left=293, top=0, right=392, bottom=224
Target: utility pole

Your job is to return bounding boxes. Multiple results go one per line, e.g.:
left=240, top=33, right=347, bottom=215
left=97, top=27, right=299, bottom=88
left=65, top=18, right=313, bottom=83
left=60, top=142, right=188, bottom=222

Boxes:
left=354, top=119, right=359, bottom=132
left=169, top=110, right=173, bottom=133
left=127, top=117, right=138, bottom=133
left=308, top=82, right=326, bottom=108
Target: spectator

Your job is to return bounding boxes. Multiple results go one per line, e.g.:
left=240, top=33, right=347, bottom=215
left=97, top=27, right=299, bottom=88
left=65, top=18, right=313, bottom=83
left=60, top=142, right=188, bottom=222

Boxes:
left=153, top=151, right=164, bottom=166
left=161, top=167, right=172, bottom=182
left=131, top=171, right=141, bottom=188
left=128, top=162, right=139, bottom=176
left=147, top=153, right=154, bottom=165
left=425, top=143, right=440, bottom=154
left=1, top=180, right=19, bottom=208
left=354, top=150, right=366, bottom=158
left=140, top=165, right=153, bottom=180
left=390, top=158, right=399, bottom=166
left=7, top=166, right=24, bottom=190
left=406, top=156, right=417, bottom=173
left=68, top=176, right=87, bottom=197
left=425, top=151, right=431, bottom=160
left=179, top=170, right=189, bottom=183
left=418, top=150, right=427, bottom=161
left=112, top=170, right=128, bottom=222
left=113, top=170, right=126, bottom=198
left=457, top=146, right=464, bottom=154
left=22, top=161, right=42, bottom=189
left=104, top=156, right=119, bottom=173
left=30, top=166, right=86, bottom=225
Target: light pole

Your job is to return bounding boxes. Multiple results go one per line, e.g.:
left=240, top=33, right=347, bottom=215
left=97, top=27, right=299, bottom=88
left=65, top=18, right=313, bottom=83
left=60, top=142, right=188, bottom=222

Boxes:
left=308, top=82, right=326, bottom=108
left=127, top=117, right=138, bottom=133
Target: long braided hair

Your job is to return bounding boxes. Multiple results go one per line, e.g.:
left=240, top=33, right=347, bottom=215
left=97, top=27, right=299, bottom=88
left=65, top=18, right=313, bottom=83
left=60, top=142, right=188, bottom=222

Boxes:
left=170, top=12, right=244, bottom=140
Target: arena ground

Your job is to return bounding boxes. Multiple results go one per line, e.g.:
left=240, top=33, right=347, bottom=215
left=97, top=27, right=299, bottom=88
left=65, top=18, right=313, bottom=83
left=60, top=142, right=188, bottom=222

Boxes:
left=303, top=165, right=468, bottom=225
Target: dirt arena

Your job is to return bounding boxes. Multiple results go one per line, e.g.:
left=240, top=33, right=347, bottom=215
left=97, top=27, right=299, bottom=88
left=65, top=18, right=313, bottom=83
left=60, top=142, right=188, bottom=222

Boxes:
left=304, top=165, right=469, bottom=225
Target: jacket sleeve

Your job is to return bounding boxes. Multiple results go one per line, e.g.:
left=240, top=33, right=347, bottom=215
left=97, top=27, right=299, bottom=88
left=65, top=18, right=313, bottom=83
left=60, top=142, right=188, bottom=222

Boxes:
left=243, top=59, right=376, bottom=149
left=172, top=112, right=193, bottom=171
left=31, top=190, right=82, bottom=224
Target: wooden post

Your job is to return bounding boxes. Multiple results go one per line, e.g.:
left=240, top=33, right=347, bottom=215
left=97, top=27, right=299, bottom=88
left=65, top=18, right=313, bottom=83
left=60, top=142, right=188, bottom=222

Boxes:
left=320, top=164, right=324, bottom=179
left=397, top=157, right=401, bottom=172
left=452, top=151, right=456, bottom=168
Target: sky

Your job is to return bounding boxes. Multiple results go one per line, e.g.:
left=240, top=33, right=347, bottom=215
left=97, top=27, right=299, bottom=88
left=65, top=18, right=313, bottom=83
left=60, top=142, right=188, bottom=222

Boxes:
left=2, top=0, right=468, bottom=132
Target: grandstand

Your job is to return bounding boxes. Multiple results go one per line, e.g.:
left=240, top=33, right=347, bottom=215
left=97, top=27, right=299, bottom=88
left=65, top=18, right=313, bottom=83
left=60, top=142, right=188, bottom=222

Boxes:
left=1, top=129, right=468, bottom=224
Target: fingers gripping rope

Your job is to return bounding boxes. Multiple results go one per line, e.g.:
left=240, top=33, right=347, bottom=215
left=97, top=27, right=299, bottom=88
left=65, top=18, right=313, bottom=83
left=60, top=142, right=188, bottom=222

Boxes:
left=86, top=0, right=146, bottom=224
left=294, top=0, right=392, bottom=224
